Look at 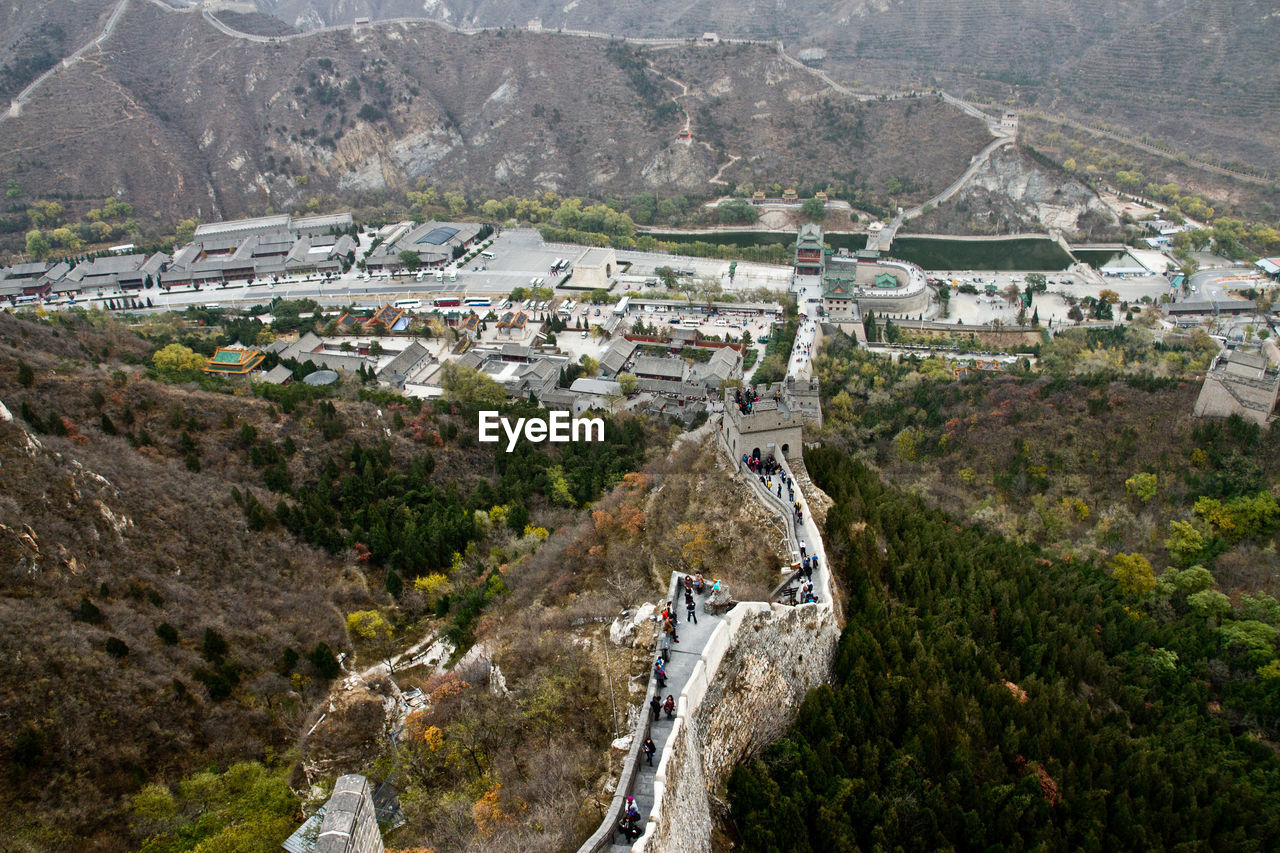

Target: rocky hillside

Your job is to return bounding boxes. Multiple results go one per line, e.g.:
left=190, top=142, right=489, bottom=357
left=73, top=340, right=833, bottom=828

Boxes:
left=0, top=2, right=989, bottom=226
left=903, top=148, right=1121, bottom=239
left=0, top=0, right=116, bottom=100
left=241, top=0, right=1280, bottom=176
left=0, top=316, right=354, bottom=850
left=0, top=304, right=789, bottom=851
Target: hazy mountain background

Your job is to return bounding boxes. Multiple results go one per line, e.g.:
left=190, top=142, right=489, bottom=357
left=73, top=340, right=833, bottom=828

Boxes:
left=241, top=0, right=1280, bottom=175
left=1, top=0, right=1277, bottom=232
left=0, top=1, right=989, bottom=224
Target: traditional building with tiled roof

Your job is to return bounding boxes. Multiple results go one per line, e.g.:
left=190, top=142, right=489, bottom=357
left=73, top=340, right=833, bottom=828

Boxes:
left=204, top=347, right=265, bottom=375
left=794, top=223, right=825, bottom=276
left=822, top=270, right=857, bottom=319
left=496, top=310, right=530, bottom=338
left=336, top=303, right=408, bottom=334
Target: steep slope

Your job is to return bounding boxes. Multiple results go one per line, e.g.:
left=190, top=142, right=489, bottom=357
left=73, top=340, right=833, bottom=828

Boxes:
left=240, top=0, right=1280, bottom=175
left=903, top=148, right=1121, bottom=239
left=0, top=0, right=117, bottom=100
left=0, top=306, right=787, bottom=851
left=0, top=2, right=989, bottom=227
left=0, top=317, right=353, bottom=849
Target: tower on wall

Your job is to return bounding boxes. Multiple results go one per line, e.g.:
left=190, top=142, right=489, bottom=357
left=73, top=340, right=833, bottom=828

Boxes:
left=722, top=378, right=821, bottom=462
left=314, top=775, right=385, bottom=853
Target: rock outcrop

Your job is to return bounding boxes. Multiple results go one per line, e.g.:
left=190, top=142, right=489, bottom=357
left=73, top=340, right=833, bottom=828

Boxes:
left=907, top=148, right=1120, bottom=239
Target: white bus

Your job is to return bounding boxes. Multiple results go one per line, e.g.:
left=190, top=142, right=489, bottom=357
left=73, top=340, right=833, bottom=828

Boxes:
left=465, top=297, right=492, bottom=307
left=481, top=251, right=496, bottom=260
left=394, top=299, right=422, bottom=310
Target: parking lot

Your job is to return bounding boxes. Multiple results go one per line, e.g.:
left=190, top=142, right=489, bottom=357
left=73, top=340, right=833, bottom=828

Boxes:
left=924, top=270, right=1178, bottom=327
left=614, top=250, right=794, bottom=295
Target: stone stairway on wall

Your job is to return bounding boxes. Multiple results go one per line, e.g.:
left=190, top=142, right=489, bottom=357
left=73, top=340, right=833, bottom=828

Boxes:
left=579, top=420, right=841, bottom=853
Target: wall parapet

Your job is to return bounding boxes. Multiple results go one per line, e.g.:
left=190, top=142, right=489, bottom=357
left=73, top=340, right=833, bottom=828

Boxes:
left=576, top=574, right=681, bottom=853
left=628, top=427, right=839, bottom=851
left=582, top=422, right=839, bottom=852
left=635, top=601, right=838, bottom=852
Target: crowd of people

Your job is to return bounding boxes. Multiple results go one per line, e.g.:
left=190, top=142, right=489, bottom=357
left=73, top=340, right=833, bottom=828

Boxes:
left=618, top=443, right=827, bottom=843
left=740, top=452, right=821, bottom=606
left=625, top=572, right=725, bottom=842
left=790, top=319, right=817, bottom=372
left=744, top=452, right=799, bottom=507
left=732, top=387, right=762, bottom=415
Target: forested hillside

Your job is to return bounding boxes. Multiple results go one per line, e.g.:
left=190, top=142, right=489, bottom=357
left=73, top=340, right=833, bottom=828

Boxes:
left=0, top=304, right=792, bottom=850
left=812, top=326, right=1280, bottom=587
left=728, top=447, right=1280, bottom=851
left=0, top=307, right=673, bottom=850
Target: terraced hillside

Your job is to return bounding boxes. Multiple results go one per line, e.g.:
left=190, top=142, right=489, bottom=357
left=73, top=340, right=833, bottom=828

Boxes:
left=0, top=0, right=117, bottom=100
left=0, top=2, right=988, bottom=226
left=242, top=0, right=1280, bottom=176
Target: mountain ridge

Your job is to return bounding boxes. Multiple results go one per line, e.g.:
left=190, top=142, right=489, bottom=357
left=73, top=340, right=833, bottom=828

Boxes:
left=0, top=2, right=990, bottom=228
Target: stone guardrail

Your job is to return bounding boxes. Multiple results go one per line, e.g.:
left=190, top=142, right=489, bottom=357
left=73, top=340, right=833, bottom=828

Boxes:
left=580, top=426, right=836, bottom=851
left=575, top=572, right=682, bottom=853
left=623, top=434, right=833, bottom=851
left=633, top=600, right=768, bottom=851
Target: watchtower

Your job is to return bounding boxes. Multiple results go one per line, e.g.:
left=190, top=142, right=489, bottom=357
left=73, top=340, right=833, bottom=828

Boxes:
left=722, top=378, right=821, bottom=462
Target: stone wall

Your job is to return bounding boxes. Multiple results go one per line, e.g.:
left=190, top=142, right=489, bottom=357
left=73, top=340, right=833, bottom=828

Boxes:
left=315, top=774, right=385, bottom=853
left=633, top=441, right=840, bottom=852
left=723, top=418, right=803, bottom=462
left=636, top=602, right=839, bottom=852
left=856, top=286, right=929, bottom=315
left=722, top=398, right=806, bottom=461
left=1193, top=370, right=1279, bottom=425
left=579, top=424, right=839, bottom=853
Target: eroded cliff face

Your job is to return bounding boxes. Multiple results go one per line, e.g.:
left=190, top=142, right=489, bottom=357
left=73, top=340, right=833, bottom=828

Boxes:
left=908, top=148, right=1120, bottom=239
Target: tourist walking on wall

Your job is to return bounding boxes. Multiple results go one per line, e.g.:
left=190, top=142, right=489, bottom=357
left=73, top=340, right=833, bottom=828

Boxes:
left=663, top=695, right=676, bottom=719
left=643, top=737, right=657, bottom=766
left=686, top=595, right=698, bottom=624
left=654, top=658, right=667, bottom=689
left=650, top=695, right=662, bottom=722
left=620, top=797, right=643, bottom=842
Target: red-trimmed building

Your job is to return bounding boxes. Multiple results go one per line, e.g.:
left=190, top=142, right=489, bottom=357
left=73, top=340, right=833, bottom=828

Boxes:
left=203, top=347, right=265, bottom=376
left=794, top=223, right=825, bottom=276
left=336, top=303, right=408, bottom=333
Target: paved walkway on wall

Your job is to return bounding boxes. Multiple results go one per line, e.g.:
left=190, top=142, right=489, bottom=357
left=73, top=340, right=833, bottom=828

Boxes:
left=583, top=429, right=831, bottom=852
left=617, top=587, right=723, bottom=849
